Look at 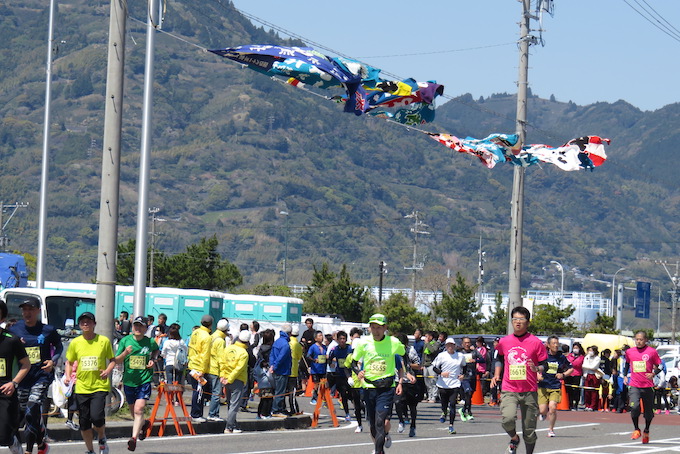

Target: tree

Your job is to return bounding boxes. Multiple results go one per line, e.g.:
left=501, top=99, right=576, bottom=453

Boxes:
left=530, top=303, right=576, bottom=335
left=586, top=312, right=619, bottom=334
left=431, top=272, right=481, bottom=334
left=248, top=283, right=292, bottom=297
left=482, top=292, right=507, bottom=334
left=302, top=263, right=372, bottom=322
left=378, top=293, right=427, bottom=335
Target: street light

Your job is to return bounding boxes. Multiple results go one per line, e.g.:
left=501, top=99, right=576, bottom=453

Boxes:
left=611, top=267, right=626, bottom=318
left=280, top=211, right=289, bottom=287
left=550, top=260, right=564, bottom=304
left=378, top=261, right=387, bottom=305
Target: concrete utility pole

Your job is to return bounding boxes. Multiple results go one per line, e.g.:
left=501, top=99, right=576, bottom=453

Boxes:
left=132, top=0, right=161, bottom=319
left=148, top=207, right=165, bottom=287
left=478, top=234, right=485, bottom=306
left=0, top=202, right=29, bottom=251
left=280, top=210, right=289, bottom=287
left=404, top=211, right=429, bottom=306
left=507, top=0, right=532, bottom=334
left=95, top=0, right=128, bottom=341
left=36, top=0, right=56, bottom=289
left=378, top=261, right=386, bottom=305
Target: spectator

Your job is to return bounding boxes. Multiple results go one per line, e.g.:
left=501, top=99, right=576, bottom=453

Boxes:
left=422, top=331, right=441, bottom=403
left=270, top=323, right=292, bottom=416
left=221, top=331, right=250, bottom=434
left=288, top=325, right=303, bottom=415
left=187, top=315, right=213, bottom=423
left=160, top=324, right=187, bottom=405
left=145, top=315, right=156, bottom=338
left=256, top=330, right=275, bottom=418
left=206, top=319, right=230, bottom=421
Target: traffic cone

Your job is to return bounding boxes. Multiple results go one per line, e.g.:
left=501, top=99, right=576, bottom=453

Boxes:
left=304, top=378, right=314, bottom=397
left=472, top=380, right=484, bottom=405
left=557, top=382, right=570, bottom=411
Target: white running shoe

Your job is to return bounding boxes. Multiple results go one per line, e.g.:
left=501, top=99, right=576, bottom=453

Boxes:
left=384, top=433, right=392, bottom=448
left=397, top=422, right=405, bottom=433
left=9, top=436, right=23, bottom=454
left=355, top=425, right=363, bottom=433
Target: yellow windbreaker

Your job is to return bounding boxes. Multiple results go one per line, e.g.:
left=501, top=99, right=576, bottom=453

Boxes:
left=208, top=330, right=227, bottom=376
left=220, top=341, right=249, bottom=384
left=188, top=326, right=212, bottom=374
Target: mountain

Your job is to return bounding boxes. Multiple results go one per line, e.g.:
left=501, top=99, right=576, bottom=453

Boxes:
left=1, top=0, right=679, bottom=304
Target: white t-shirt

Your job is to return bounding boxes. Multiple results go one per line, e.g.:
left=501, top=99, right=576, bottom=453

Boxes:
left=432, top=350, right=465, bottom=389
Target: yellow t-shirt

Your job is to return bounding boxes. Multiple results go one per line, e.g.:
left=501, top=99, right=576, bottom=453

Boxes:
left=66, top=334, right=114, bottom=394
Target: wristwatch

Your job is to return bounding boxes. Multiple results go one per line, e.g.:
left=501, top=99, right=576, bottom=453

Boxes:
left=11, top=381, right=18, bottom=388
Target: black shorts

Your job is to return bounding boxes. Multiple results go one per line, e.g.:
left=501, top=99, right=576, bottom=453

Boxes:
left=0, top=394, right=19, bottom=446
left=76, top=391, right=108, bottom=431
left=311, top=374, right=325, bottom=384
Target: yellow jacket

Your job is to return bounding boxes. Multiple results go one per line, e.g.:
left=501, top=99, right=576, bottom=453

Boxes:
left=220, top=341, right=249, bottom=384
left=208, top=330, right=227, bottom=376
left=289, top=335, right=303, bottom=378
left=188, top=326, right=212, bottom=374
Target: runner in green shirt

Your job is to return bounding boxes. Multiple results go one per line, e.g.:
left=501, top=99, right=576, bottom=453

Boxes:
left=352, top=314, right=405, bottom=454
left=115, top=316, right=159, bottom=452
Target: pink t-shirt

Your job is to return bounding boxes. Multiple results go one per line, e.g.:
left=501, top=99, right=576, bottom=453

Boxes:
left=497, top=332, right=548, bottom=393
left=625, top=345, right=661, bottom=388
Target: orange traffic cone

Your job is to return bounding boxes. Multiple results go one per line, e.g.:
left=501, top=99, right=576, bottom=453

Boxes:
left=304, top=378, right=315, bottom=397
left=472, top=380, right=485, bottom=405
left=557, top=382, right=570, bottom=411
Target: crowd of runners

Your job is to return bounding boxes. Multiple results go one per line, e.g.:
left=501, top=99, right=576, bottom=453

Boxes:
left=0, top=294, right=675, bottom=454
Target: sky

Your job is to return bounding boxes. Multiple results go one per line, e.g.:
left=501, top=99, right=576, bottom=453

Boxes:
left=229, top=0, right=680, bottom=112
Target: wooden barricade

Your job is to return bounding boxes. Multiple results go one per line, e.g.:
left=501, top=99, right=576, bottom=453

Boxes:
left=146, top=382, right=196, bottom=437
left=310, top=378, right=339, bottom=428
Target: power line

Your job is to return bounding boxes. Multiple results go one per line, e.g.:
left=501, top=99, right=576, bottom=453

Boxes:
left=622, top=0, right=680, bottom=43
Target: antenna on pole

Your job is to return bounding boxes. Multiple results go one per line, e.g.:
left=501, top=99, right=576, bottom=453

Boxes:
left=404, top=211, right=430, bottom=306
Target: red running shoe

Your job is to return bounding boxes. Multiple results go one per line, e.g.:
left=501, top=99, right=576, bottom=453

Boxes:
left=631, top=429, right=641, bottom=440
left=642, top=431, right=649, bottom=444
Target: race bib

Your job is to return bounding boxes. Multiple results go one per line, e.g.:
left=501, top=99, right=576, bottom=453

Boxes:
left=317, top=355, right=326, bottom=364
left=129, top=355, right=146, bottom=370
left=632, top=361, right=646, bottom=373
left=368, top=360, right=387, bottom=374
left=0, top=358, right=5, bottom=377
left=509, top=364, right=527, bottom=380
left=547, top=362, right=558, bottom=375
left=26, top=346, right=42, bottom=365
left=81, top=356, right=99, bottom=371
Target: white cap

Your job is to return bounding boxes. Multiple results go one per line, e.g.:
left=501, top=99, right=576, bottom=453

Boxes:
left=445, top=338, right=456, bottom=345
left=291, top=325, right=299, bottom=336
left=238, top=330, right=250, bottom=343
left=216, top=319, right=229, bottom=332
left=282, top=323, right=292, bottom=334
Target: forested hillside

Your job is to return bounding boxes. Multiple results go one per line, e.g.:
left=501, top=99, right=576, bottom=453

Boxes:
left=1, top=0, right=679, bottom=298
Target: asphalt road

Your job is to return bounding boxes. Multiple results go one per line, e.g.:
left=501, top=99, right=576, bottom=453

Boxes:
left=43, top=402, right=680, bottom=454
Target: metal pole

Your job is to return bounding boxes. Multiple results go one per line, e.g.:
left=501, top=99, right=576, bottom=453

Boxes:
left=611, top=267, right=625, bottom=319
left=508, top=0, right=531, bottom=334
left=148, top=207, right=159, bottom=287
left=36, top=0, right=56, bottom=289
left=280, top=210, right=289, bottom=286
left=378, top=261, right=385, bottom=305
left=132, top=0, right=160, bottom=318
left=616, top=283, right=624, bottom=331
left=95, top=0, right=127, bottom=341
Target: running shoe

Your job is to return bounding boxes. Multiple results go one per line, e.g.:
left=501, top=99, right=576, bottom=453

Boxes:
left=192, top=417, right=206, bottom=423
left=37, top=444, right=50, bottom=454
left=665, top=409, right=670, bottom=415
left=397, top=422, right=405, bottom=433
left=642, top=431, right=649, bottom=444
left=457, top=408, right=468, bottom=422
left=224, top=428, right=242, bottom=434
left=310, top=399, right=317, bottom=405
left=547, top=429, right=556, bottom=437
left=207, top=416, right=225, bottom=421
left=127, top=437, right=136, bottom=452
left=655, top=409, right=661, bottom=415
left=439, top=412, right=446, bottom=423
left=384, top=433, right=392, bottom=448
left=507, top=437, right=520, bottom=454
left=65, top=420, right=80, bottom=431
left=9, top=436, right=24, bottom=454
left=539, top=414, right=546, bottom=421
left=345, top=414, right=352, bottom=422
left=139, top=419, right=151, bottom=440
left=466, top=413, right=474, bottom=421
left=409, top=426, right=416, bottom=438
left=631, top=429, right=642, bottom=440
left=448, top=425, right=456, bottom=434
left=355, top=425, right=363, bottom=433
left=99, top=440, right=109, bottom=454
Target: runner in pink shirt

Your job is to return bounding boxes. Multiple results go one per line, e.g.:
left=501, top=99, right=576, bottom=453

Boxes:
left=490, top=307, right=548, bottom=454
left=623, top=331, right=661, bottom=444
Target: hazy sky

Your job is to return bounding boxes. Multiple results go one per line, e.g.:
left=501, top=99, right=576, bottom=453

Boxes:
left=229, top=0, right=679, bottom=112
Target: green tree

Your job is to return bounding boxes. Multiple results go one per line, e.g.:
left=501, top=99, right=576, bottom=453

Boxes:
left=482, top=292, right=507, bottom=334
left=530, top=303, right=576, bottom=335
left=586, top=312, right=619, bottom=334
left=248, top=283, right=292, bottom=297
left=431, top=272, right=481, bottom=334
left=302, top=263, right=372, bottom=322
left=378, top=293, right=427, bottom=335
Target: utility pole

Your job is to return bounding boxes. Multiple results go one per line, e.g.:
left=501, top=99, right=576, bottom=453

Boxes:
left=378, top=261, right=386, bottom=305
left=478, top=234, right=485, bottom=306
left=0, top=202, right=29, bottom=251
left=657, top=260, right=678, bottom=343
left=148, top=207, right=165, bottom=287
left=36, top=0, right=56, bottom=289
left=404, top=211, right=429, bottom=306
left=280, top=210, right=289, bottom=286
left=95, top=0, right=128, bottom=341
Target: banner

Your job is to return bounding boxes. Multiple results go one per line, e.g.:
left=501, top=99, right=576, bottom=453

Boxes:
left=635, top=281, right=651, bottom=319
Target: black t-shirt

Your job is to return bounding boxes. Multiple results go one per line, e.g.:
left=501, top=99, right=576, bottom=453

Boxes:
left=301, top=329, right=315, bottom=352
left=0, top=328, right=28, bottom=384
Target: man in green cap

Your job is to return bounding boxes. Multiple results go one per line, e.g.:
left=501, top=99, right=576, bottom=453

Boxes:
left=352, top=314, right=405, bottom=454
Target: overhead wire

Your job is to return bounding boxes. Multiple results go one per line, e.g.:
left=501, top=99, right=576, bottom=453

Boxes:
left=621, top=0, right=680, bottom=43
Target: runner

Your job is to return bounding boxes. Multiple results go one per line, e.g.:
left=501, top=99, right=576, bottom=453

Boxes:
left=327, top=331, right=352, bottom=422
left=115, top=316, right=159, bottom=451
left=490, top=307, right=548, bottom=454
left=64, top=312, right=116, bottom=454
left=305, top=331, right=327, bottom=405
left=10, top=296, right=63, bottom=454
left=0, top=299, right=30, bottom=454
left=459, top=336, right=484, bottom=421
left=394, top=332, right=420, bottom=437
left=351, top=314, right=404, bottom=454
left=345, top=327, right=365, bottom=433
left=431, top=338, right=465, bottom=435
left=537, top=335, right=573, bottom=438
left=624, top=330, right=662, bottom=444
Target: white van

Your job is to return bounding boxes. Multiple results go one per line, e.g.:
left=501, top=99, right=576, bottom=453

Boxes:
left=657, top=345, right=680, bottom=358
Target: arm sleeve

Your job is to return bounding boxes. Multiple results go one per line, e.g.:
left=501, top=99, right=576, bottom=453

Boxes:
left=50, top=330, right=64, bottom=363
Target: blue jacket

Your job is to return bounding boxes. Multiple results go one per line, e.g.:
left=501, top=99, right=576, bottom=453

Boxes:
left=270, top=331, right=292, bottom=375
